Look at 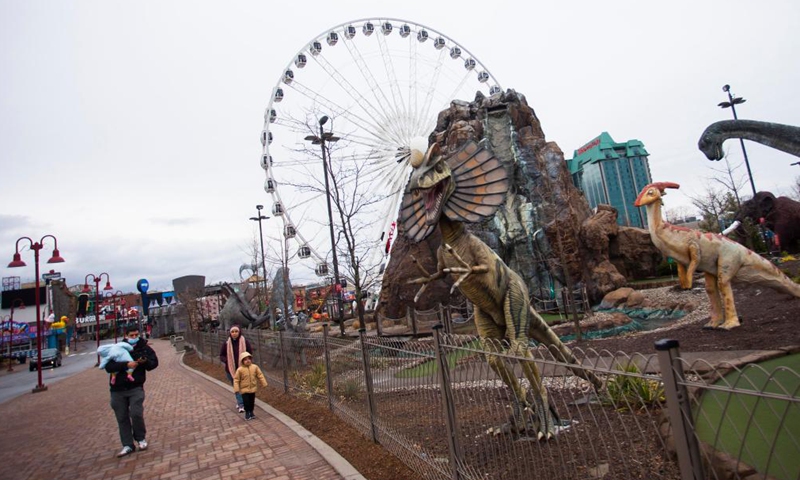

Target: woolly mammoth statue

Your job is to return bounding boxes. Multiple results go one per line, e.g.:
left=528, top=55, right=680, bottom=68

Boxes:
left=698, top=120, right=800, bottom=160
left=736, top=192, right=800, bottom=253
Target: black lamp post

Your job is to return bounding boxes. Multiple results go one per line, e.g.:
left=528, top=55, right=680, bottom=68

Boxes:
left=249, top=205, right=269, bottom=314
left=7, top=235, right=65, bottom=393
left=305, top=116, right=345, bottom=335
left=84, top=273, right=113, bottom=366
left=718, top=84, right=757, bottom=198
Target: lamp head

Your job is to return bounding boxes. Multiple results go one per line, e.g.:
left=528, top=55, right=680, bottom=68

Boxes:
left=256, top=204, right=263, bottom=211
left=722, top=84, right=730, bottom=92
left=319, top=115, right=329, bottom=126
left=103, top=280, right=113, bottom=291
left=7, top=253, right=26, bottom=268
left=82, top=283, right=91, bottom=293
left=48, top=249, right=65, bottom=264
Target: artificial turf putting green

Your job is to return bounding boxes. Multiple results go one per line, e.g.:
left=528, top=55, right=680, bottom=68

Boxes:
left=694, top=353, right=800, bottom=480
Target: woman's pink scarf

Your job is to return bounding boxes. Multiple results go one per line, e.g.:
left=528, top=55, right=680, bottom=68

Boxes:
left=226, top=334, right=247, bottom=375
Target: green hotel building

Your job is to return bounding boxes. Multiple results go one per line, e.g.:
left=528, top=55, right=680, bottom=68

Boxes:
left=567, top=132, right=652, bottom=228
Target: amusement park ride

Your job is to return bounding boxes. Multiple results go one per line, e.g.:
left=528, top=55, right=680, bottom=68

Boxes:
left=258, top=18, right=501, bottom=302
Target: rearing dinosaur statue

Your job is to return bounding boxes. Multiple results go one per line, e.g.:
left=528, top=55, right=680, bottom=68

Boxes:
left=698, top=119, right=800, bottom=160
left=402, top=140, right=602, bottom=440
left=634, top=182, right=800, bottom=329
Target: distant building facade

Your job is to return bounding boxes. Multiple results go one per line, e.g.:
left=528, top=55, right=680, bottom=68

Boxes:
left=567, top=132, right=652, bottom=228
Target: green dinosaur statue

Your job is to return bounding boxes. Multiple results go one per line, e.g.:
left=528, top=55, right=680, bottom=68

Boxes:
left=402, top=140, right=602, bottom=440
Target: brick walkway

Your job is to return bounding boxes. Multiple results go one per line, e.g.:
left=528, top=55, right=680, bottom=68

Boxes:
left=0, top=339, right=359, bottom=480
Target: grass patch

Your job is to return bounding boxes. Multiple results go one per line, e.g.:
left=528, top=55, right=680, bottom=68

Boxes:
left=695, top=353, right=800, bottom=480
left=395, top=339, right=481, bottom=379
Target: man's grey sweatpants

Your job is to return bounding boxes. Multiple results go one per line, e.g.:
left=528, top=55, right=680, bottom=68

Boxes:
left=110, top=387, right=146, bottom=447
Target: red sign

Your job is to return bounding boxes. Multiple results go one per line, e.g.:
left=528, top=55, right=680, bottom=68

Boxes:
left=576, top=137, right=601, bottom=156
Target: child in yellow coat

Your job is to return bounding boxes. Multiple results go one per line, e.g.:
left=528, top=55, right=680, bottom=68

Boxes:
left=232, top=352, right=268, bottom=420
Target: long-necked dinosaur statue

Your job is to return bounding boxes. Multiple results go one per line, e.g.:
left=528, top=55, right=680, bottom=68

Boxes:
left=402, top=140, right=602, bottom=440
left=634, top=182, right=800, bottom=329
left=698, top=119, right=800, bottom=160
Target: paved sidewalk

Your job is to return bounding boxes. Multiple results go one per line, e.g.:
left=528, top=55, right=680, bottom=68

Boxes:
left=0, top=339, right=363, bottom=480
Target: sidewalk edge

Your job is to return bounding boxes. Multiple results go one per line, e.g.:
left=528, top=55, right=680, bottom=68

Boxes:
left=178, top=352, right=365, bottom=480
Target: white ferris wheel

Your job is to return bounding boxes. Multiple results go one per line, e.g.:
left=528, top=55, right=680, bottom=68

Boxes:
left=259, top=18, right=500, bottom=284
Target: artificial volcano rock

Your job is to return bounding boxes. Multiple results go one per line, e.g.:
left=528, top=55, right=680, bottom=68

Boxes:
left=377, top=89, right=660, bottom=319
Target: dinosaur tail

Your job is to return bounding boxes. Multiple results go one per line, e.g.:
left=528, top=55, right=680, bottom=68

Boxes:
left=527, top=306, right=603, bottom=389
left=738, top=255, right=800, bottom=298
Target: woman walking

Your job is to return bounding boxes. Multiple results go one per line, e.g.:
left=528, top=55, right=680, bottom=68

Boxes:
left=219, top=325, right=252, bottom=413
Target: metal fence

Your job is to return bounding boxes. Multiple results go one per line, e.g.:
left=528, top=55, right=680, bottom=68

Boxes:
left=185, top=328, right=799, bottom=480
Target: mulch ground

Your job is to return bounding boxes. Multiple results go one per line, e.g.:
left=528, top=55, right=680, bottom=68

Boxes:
left=575, top=259, right=800, bottom=355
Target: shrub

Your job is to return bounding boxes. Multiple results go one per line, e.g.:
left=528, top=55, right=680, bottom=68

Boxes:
left=604, top=364, right=665, bottom=411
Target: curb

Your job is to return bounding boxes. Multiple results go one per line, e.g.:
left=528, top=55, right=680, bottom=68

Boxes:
left=178, top=351, right=365, bottom=480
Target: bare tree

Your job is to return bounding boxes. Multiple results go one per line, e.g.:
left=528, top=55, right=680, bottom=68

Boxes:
left=325, top=146, right=391, bottom=328
left=689, top=187, right=738, bottom=233
left=665, top=205, right=695, bottom=224
left=705, top=151, right=748, bottom=208
left=791, top=175, right=800, bottom=201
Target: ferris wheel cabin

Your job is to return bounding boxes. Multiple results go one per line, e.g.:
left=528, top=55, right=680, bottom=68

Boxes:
left=315, top=263, right=329, bottom=277
left=298, top=245, right=311, bottom=259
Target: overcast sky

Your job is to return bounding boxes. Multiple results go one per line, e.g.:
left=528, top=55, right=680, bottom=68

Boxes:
left=2, top=0, right=798, bottom=294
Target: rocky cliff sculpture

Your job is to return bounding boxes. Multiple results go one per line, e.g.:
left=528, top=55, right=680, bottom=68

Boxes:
left=634, top=182, right=800, bottom=329
left=698, top=120, right=800, bottom=160
left=403, top=140, right=602, bottom=439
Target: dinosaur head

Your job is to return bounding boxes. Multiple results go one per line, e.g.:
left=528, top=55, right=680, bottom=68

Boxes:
left=407, top=144, right=456, bottom=226
left=698, top=122, right=725, bottom=161
left=634, top=182, right=680, bottom=207
left=400, top=140, right=509, bottom=243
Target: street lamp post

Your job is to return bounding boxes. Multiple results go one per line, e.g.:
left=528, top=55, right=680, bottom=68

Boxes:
left=84, top=273, right=113, bottom=365
left=7, top=235, right=65, bottom=393
left=249, top=205, right=270, bottom=314
left=105, top=290, right=124, bottom=343
left=4, top=299, right=26, bottom=372
left=305, top=116, right=345, bottom=335
left=718, top=84, right=757, bottom=198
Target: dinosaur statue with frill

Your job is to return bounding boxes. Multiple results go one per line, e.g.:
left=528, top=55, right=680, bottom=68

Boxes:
left=402, top=138, right=602, bottom=440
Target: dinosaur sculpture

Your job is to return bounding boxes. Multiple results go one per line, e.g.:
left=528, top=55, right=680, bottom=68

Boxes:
left=402, top=140, right=602, bottom=440
left=634, top=182, right=800, bottom=329
left=698, top=119, right=800, bottom=160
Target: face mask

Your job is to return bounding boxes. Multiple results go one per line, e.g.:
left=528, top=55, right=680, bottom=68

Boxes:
left=127, top=337, right=140, bottom=345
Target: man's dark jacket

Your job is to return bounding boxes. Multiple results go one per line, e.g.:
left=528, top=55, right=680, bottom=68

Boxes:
left=104, top=338, right=159, bottom=391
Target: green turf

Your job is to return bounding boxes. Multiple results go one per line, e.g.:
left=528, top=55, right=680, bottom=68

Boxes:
left=395, top=339, right=481, bottom=378
left=695, top=354, right=800, bottom=480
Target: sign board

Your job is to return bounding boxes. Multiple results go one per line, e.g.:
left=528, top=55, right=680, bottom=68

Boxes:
left=42, top=272, right=62, bottom=281
left=137, top=279, right=149, bottom=294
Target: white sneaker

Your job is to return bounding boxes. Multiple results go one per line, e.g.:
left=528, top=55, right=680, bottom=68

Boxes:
left=116, top=446, right=135, bottom=458
left=138, top=439, right=148, bottom=450
left=237, top=406, right=245, bottom=413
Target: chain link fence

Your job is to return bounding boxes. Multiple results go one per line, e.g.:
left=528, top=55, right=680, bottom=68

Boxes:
left=186, top=327, right=799, bottom=480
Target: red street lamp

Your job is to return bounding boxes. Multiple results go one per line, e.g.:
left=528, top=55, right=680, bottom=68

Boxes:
left=4, top=299, right=26, bottom=372
left=7, top=235, right=65, bottom=393
left=104, top=290, right=124, bottom=343
left=84, top=273, right=112, bottom=365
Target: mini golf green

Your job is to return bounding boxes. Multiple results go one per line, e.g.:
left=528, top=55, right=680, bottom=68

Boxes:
left=695, top=353, right=800, bottom=480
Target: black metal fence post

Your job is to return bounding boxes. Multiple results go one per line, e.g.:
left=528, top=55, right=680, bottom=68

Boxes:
left=359, top=328, right=379, bottom=443
left=433, top=324, right=463, bottom=480
left=279, top=330, right=289, bottom=394
left=408, top=306, right=418, bottom=336
left=322, top=323, right=334, bottom=412
left=655, top=339, right=704, bottom=480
